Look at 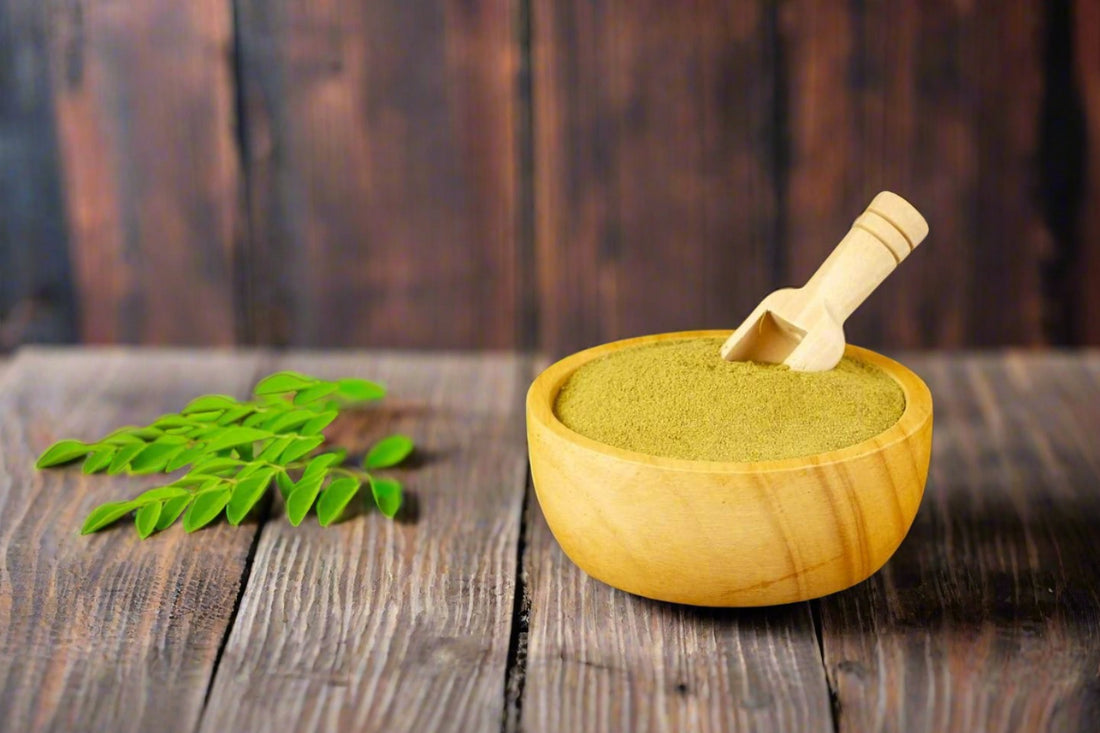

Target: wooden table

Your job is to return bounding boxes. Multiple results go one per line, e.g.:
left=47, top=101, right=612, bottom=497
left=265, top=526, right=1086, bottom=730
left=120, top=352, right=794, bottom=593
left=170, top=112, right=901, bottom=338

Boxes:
left=1, top=348, right=1098, bottom=732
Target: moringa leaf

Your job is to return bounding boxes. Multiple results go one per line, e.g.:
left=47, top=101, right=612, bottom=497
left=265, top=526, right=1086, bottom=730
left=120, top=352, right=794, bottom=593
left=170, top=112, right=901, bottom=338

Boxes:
left=166, top=445, right=204, bottom=472
left=107, top=443, right=145, bottom=475
left=281, top=435, right=325, bottom=464
left=156, top=495, right=192, bottom=530
left=275, top=471, right=295, bottom=500
left=293, top=383, right=338, bottom=405
left=182, top=395, right=238, bottom=414
left=183, top=488, right=231, bottom=532
left=36, top=439, right=92, bottom=468
left=262, top=409, right=316, bottom=434
left=203, top=427, right=272, bottom=453
left=134, top=486, right=191, bottom=504
left=336, top=378, right=386, bottom=402
left=254, top=371, right=316, bottom=395
left=135, top=502, right=162, bottom=539
left=300, top=410, right=338, bottom=436
left=226, top=472, right=273, bottom=525
left=317, top=477, right=360, bottom=526
left=81, top=501, right=137, bottom=534
left=364, top=434, right=414, bottom=469
left=286, top=473, right=325, bottom=526
left=370, top=476, right=403, bottom=518
left=217, top=405, right=256, bottom=425
left=82, top=447, right=115, bottom=474
left=302, top=452, right=343, bottom=479
left=129, top=440, right=186, bottom=474
left=257, top=435, right=295, bottom=463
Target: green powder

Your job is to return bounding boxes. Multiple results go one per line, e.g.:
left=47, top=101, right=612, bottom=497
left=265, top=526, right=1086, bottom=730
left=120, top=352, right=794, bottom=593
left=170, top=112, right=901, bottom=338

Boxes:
left=553, top=337, right=906, bottom=462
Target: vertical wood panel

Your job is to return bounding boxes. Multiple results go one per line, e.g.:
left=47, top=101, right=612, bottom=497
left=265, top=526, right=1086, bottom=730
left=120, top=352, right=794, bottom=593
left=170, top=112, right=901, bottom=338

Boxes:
left=47, top=0, right=241, bottom=344
left=0, top=1, right=77, bottom=350
left=1074, top=0, right=1100, bottom=345
left=533, top=1, right=778, bottom=357
left=781, top=1, right=1053, bottom=348
left=818, top=355, right=1100, bottom=730
left=235, top=0, right=520, bottom=348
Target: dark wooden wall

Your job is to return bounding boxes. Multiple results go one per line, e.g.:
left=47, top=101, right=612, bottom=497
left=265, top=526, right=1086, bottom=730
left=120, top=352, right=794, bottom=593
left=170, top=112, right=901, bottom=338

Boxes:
left=1, top=0, right=1098, bottom=356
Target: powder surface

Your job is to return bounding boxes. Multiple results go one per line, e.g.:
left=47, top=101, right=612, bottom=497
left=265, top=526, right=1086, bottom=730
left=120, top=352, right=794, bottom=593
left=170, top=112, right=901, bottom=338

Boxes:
left=553, top=337, right=905, bottom=462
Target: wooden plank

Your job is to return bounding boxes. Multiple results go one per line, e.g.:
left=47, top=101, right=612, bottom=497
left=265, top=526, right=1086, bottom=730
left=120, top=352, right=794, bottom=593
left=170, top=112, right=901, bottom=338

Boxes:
left=47, top=0, right=241, bottom=344
left=0, top=348, right=264, bottom=731
left=780, top=1, right=1052, bottom=347
left=818, top=353, right=1100, bottom=730
left=200, top=352, right=529, bottom=731
left=518, top=484, right=834, bottom=732
left=0, top=0, right=77, bottom=350
left=235, top=0, right=521, bottom=348
left=1075, top=0, right=1100, bottom=344
left=533, top=1, right=778, bottom=357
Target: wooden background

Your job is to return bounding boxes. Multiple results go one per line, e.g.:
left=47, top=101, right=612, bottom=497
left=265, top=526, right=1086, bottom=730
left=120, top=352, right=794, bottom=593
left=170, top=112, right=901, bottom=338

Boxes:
left=1, top=0, right=1098, bottom=356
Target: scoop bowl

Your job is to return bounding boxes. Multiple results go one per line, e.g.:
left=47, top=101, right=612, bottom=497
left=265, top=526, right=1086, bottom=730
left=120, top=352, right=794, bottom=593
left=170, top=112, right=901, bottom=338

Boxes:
left=526, top=330, right=933, bottom=607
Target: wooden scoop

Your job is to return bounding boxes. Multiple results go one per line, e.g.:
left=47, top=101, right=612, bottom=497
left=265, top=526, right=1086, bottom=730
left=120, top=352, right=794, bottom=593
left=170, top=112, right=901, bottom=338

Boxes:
left=721, top=191, right=929, bottom=371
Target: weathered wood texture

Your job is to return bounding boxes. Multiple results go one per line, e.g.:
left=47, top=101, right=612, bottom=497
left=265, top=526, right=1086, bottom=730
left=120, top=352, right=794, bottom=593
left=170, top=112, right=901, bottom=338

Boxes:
left=234, top=0, right=521, bottom=348
left=533, top=0, right=779, bottom=356
left=0, top=349, right=264, bottom=732
left=818, top=353, right=1100, bottom=731
left=518, top=483, right=834, bottom=732
left=46, top=0, right=241, bottom=345
left=201, top=353, right=530, bottom=731
left=0, top=1, right=76, bottom=350
left=1074, top=0, right=1100, bottom=345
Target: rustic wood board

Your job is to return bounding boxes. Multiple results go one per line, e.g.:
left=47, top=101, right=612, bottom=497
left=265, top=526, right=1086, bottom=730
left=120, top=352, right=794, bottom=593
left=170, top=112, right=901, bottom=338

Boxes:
left=1075, top=0, right=1100, bottom=345
left=779, top=1, right=1053, bottom=347
left=0, top=349, right=264, bottom=732
left=46, top=0, right=241, bottom=344
left=234, top=0, right=522, bottom=348
left=818, top=354, right=1100, bottom=730
left=200, top=353, right=530, bottom=731
left=518, top=486, right=834, bottom=733
left=533, top=0, right=779, bottom=358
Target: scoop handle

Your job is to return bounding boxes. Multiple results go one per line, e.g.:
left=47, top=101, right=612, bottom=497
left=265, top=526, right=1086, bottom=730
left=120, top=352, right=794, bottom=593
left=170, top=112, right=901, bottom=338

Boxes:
left=801, top=191, right=929, bottom=324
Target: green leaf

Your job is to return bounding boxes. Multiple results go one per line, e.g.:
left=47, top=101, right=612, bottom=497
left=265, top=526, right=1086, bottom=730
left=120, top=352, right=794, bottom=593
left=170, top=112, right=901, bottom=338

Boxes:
left=235, top=442, right=254, bottom=462
left=82, top=447, right=115, bottom=474
left=103, top=431, right=145, bottom=446
left=135, top=502, right=162, bottom=539
left=203, top=427, right=272, bottom=453
left=217, top=404, right=256, bottom=425
left=134, top=486, right=190, bottom=504
left=107, top=442, right=146, bottom=475
left=129, top=427, right=165, bottom=440
left=336, top=378, right=386, bottom=402
left=187, top=410, right=224, bottom=422
left=364, top=435, right=414, bottom=469
left=281, top=435, right=325, bottom=464
left=156, top=495, right=192, bottom=530
left=300, top=410, right=338, bottom=436
left=257, top=435, right=295, bottom=462
left=129, top=441, right=186, bottom=474
left=275, top=471, right=295, bottom=499
left=36, top=439, right=92, bottom=468
left=152, top=415, right=197, bottom=429
left=254, top=371, right=317, bottom=395
left=293, top=383, right=338, bottom=405
left=226, top=472, right=273, bottom=525
left=183, top=488, right=231, bottom=532
left=370, top=476, right=403, bottom=518
left=182, top=395, right=239, bottom=414
left=263, top=409, right=317, bottom=434
left=286, top=474, right=325, bottom=526
left=302, top=452, right=343, bottom=479
left=166, top=445, right=204, bottom=472
left=317, top=477, right=360, bottom=526
left=190, top=456, right=244, bottom=475
left=81, top=501, right=137, bottom=534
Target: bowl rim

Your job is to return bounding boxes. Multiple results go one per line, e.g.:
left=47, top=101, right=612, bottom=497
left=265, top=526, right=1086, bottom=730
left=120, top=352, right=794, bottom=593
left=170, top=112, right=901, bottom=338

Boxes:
left=527, top=330, right=933, bottom=474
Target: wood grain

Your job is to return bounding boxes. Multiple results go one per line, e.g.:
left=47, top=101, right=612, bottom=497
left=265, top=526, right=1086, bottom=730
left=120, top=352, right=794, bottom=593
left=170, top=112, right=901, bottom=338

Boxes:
left=818, top=353, right=1100, bottom=730
left=0, top=0, right=77, bottom=350
left=234, top=0, right=521, bottom=348
left=518, top=484, right=834, bottom=732
left=47, top=0, right=241, bottom=344
left=200, top=353, right=530, bottom=731
left=0, top=348, right=264, bottom=732
left=1074, top=0, right=1100, bottom=345
left=780, top=1, right=1054, bottom=347
left=533, top=0, right=779, bottom=357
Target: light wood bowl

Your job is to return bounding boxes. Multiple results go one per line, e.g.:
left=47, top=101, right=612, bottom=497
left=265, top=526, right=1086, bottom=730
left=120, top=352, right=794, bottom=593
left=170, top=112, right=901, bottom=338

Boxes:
left=526, top=330, right=933, bottom=607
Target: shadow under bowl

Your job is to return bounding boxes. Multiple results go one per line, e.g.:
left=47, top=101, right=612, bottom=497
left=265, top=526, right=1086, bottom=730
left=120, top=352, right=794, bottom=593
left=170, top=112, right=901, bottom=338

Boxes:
left=526, top=330, right=933, bottom=607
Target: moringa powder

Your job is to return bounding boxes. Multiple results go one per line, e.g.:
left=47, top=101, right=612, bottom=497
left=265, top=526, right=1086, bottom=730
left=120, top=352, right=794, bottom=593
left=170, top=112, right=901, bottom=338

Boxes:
left=554, top=337, right=905, bottom=462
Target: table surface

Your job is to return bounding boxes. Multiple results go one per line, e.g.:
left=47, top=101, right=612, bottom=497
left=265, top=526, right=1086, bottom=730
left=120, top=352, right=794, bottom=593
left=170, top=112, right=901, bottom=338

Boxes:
left=1, top=347, right=1098, bottom=732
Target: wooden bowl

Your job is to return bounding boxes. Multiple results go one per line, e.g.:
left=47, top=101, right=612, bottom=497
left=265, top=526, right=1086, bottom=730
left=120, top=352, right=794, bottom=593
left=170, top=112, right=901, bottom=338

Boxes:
left=526, top=330, right=933, bottom=607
